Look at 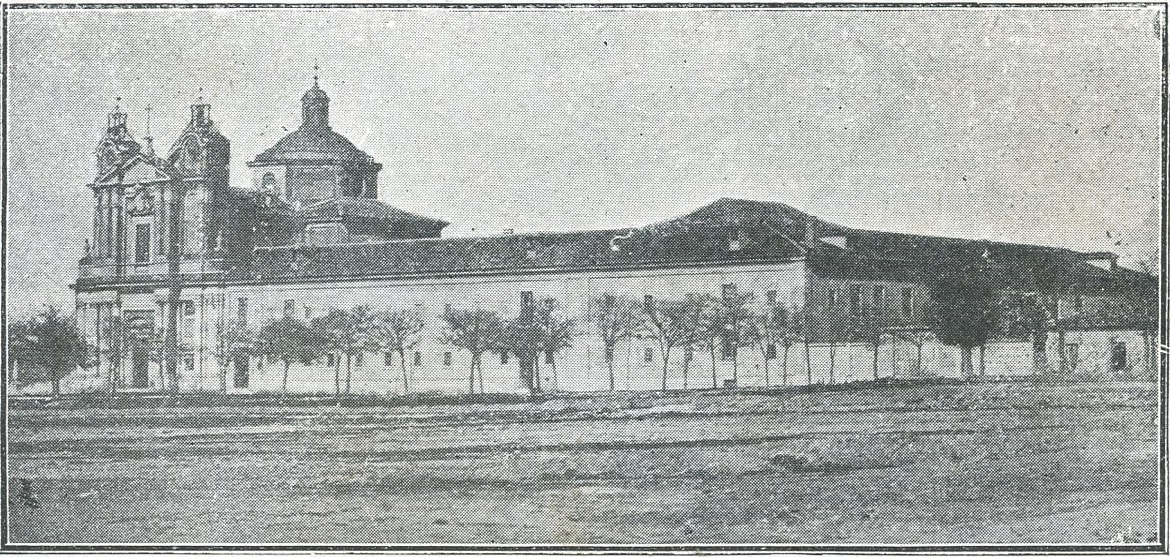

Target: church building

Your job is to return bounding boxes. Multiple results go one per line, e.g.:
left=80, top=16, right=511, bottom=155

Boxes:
left=73, top=82, right=1158, bottom=394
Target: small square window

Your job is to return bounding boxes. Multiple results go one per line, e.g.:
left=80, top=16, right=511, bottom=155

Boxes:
left=501, top=351, right=509, bottom=365
left=766, top=344, right=777, bottom=360
left=414, top=352, right=422, bottom=367
left=355, top=353, right=363, bottom=367
left=326, top=353, right=336, bottom=367
left=644, top=348, right=654, bottom=362
left=722, top=283, right=737, bottom=300
left=384, top=352, right=393, bottom=366
left=444, top=352, right=452, bottom=366
left=766, top=290, right=778, bottom=304
left=545, top=351, right=554, bottom=365
left=182, top=301, right=196, bottom=316
left=283, top=300, right=295, bottom=318
left=183, top=354, right=195, bottom=372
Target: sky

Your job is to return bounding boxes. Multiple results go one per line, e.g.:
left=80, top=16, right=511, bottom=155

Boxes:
left=5, top=6, right=1164, bottom=317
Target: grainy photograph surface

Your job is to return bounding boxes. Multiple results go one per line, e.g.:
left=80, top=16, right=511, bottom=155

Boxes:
left=2, top=3, right=1166, bottom=550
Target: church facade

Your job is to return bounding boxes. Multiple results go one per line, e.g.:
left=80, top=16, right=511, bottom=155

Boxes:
left=73, top=83, right=1158, bottom=394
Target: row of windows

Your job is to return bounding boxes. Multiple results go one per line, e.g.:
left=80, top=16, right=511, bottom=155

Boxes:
left=242, top=284, right=913, bottom=331
left=828, top=285, right=915, bottom=316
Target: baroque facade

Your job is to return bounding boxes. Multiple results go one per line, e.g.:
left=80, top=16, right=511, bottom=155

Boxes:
left=73, top=84, right=1158, bottom=394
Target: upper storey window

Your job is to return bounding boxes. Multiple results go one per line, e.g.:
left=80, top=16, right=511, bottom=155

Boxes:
left=134, top=223, right=151, bottom=264
left=261, top=172, right=277, bottom=194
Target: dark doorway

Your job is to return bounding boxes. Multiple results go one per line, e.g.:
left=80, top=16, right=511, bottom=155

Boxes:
left=131, top=348, right=150, bottom=388
left=234, top=356, right=249, bottom=388
left=1111, top=342, right=1127, bottom=374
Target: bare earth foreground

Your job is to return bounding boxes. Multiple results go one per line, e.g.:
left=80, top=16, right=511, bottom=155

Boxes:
left=6, top=381, right=1160, bottom=546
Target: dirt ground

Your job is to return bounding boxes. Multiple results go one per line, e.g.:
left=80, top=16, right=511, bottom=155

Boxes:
left=5, top=381, right=1161, bottom=546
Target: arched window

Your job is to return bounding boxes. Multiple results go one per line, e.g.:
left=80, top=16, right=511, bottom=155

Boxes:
left=261, top=172, right=277, bottom=192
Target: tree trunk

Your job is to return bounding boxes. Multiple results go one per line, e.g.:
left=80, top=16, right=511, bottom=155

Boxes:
left=682, top=348, right=692, bottom=390
left=282, top=360, right=290, bottom=392
left=960, top=345, right=974, bottom=379
left=709, top=345, right=718, bottom=388
left=804, top=341, right=813, bottom=385
left=550, top=354, right=558, bottom=392
left=660, top=344, right=670, bottom=391
left=873, top=338, right=881, bottom=381
left=828, top=341, right=836, bottom=384
left=398, top=349, right=408, bottom=394
left=605, top=345, right=616, bottom=391
left=731, top=347, right=738, bottom=383
left=477, top=355, right=485, bottom=394
left=345, top=354, right=352, bottom=394
left=50, top=372, right=61, bottom=397
left=762, top=348, right=770, bottom=387
left=916, top=343, right=924, bottom=377
left=782, top=343, right=790, bottom=385
left=979, top=344, right=986, bottom=377
left=1057, top=329, right=1067, bottom=375
left=469, top=354, right=477, bottom=394
left=219, top=360, right=228, bottom=393
left=334, top=357, right=341, bottom=397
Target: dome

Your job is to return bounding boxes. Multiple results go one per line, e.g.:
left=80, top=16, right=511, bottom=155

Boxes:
left=302, top=83, right=329, bottom=102
left=251, top=126, right=373, bottom=165
left=250, top=82, right=375, bottom=166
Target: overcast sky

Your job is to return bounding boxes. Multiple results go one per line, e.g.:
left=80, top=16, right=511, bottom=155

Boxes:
left=5, top=7, right=1163, bottom=316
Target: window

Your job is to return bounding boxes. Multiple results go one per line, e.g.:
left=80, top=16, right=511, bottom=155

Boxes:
left=722, top=283, right=737, bottom=300
left=1073, top=295, right=1084, bottom=314
left=182, top=300, right=195, bottom=316
left=444, top=352, right=452, bottom=366
left=603, top=294, right=616, bottom=309
left=545, top=351, right=554, bottom=365
left=766, top=290, right=778, bottom=304
left=238, top=298, right=248, bottom=326
left=413, top=352, right=422, bottom=366
left=501, top=351, right=509, bottom=364
left=384, top=352, right=393, bottom=366
left=873, top=285, right=885, bottom=310
left=901, top=287, right=914, bottom=316
left=261, top=172, right=277, bottom=192
left=520, top=291, right=534, bottom=319
left=444, top=303, right=452, bottom=315
left=827, top=289, right=837, bottom=307
left=183, top=354, right=195, bottom=373
left=304, top=306, right=313, bottom=320
left=850, top=285, right=863, bottom=315
left=1065, top=343, right=1080, bottom=370
left=283, top=300, right=295, bottom=318
left=1111, top=342, right=1127, bottom=373
left=135, top=223, right=151, bottom=264
left=355, top=353, right=363, bottom=367
left=643, top=294, right=654, bottom=311
left=644, top=348, right=654, bottom=362
left=766, top=343, right=777, bottom=360
left=326, top=353, right=336, bottom=367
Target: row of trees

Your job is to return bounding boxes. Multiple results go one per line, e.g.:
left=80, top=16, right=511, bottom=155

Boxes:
left=9, top=262, right=1154, bottom=394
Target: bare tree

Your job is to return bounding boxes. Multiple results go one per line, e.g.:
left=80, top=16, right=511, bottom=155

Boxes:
left=642, top=297, right=695, bottom=391
left=441, top=307, right=505, bottom=393
left=536, top=300, right=575, bottom=392
left=255, top=316, right=323, bottom=393
left=689, top=294, right=723, bottom=388
left=212, top=321, right=253, bottom=393
left=370, top=308, right=425, bottom=394
left=720, top=291, right=756, bottom=384
left=593, top=294, right=639, bottom=391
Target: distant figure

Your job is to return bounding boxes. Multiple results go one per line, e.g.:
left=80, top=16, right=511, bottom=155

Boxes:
left=17, top=478, right=40, bottom=509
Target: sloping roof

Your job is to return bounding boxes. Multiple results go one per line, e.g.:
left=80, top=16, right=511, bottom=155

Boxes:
left=296, top=197, right=448, bottom=227
left=236, top=197, right=1147, bottom=288
left=250, top=126, right=374, bottom=165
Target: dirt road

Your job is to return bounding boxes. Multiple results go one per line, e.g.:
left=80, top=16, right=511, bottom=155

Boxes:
left=6, top=381, right=1160, bottom=546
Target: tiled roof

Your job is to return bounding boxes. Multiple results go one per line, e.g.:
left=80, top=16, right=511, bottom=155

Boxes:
left=296, top=197, right=448, bottom=227
left=233, top=198, right=1147, bottom=290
